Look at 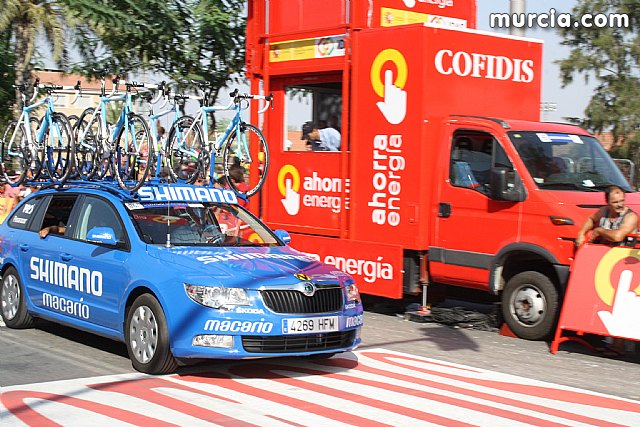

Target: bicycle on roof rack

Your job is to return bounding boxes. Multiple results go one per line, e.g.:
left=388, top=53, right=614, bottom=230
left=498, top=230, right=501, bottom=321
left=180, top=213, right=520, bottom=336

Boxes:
left=0, top=79, right=78, bottom=186
left=138, top=81, right=190, bottom=182
left=73, top=72, right=154, bottom=192
left=166, top=80, right=272, bottom=197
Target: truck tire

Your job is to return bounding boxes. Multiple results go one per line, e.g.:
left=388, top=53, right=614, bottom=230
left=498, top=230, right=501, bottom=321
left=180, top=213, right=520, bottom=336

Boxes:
left=125, top=294, right=178, bottom=374
left=501, top=271, right=559, bottom=341
left=1, top=267, right=34, bottom=329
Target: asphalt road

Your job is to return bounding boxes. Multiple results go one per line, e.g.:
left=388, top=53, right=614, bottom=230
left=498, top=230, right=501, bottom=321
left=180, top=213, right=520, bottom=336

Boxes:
left=1, top=308, right=639, bottom=402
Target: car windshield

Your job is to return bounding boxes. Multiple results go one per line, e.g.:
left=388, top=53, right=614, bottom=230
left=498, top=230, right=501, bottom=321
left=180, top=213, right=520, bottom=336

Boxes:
left=127, top=202, right=280, bottom=247
left=509, top=131, right=633, bottom=192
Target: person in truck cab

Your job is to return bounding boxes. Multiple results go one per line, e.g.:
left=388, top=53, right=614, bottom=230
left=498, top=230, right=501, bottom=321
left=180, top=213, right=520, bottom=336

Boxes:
left=575, top=185, right=638, bottom=247
left=300, top=121, right=341, bottom=151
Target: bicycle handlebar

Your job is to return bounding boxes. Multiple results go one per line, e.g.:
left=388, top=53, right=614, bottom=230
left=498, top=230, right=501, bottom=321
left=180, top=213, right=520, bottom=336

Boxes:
left=228, top=89, right=274, bottom=114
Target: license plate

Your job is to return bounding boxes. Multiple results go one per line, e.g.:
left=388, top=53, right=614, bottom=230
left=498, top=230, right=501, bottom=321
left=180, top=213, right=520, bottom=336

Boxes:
left=282, top=316, right=339, bottom=334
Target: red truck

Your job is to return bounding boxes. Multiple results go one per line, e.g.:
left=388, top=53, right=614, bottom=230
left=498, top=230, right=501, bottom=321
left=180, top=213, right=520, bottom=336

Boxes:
left=244, top=0, right=639, bottom=340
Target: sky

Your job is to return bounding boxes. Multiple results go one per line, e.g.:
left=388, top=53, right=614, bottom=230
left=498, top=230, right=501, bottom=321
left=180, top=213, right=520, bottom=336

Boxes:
left=476, top=0, right=592, bottom=122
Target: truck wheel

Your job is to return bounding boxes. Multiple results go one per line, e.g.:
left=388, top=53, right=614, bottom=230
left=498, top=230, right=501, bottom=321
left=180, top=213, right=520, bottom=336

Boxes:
left=1, top=267, right=34, bottom=329
left=125, top=294, right=178, bottom=374
left=501, top=271, right=559, bottom=341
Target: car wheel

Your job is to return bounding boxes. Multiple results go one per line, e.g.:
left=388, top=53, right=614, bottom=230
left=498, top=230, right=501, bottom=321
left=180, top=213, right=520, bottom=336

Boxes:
left=125, top=294, right=178, bottom=374
left=1, top=267, right=34, bottom=329
left=501, top=271, right=559, bottom=341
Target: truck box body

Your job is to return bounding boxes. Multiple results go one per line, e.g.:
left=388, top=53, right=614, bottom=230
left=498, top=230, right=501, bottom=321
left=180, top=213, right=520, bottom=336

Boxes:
left=350, top=25, right=542, bottom=250
left=245, top=0, right=639, bottom=339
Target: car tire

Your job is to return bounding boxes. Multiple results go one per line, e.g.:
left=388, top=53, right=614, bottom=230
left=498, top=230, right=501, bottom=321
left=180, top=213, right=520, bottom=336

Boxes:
left=501, top=271, right=559, bottom=341
left=125, top=294, right=178, bottom=374
left=1, top=267, right=34, bottom=329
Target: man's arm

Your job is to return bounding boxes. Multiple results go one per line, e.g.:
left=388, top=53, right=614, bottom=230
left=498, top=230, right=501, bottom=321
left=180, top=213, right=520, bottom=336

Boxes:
left=39, top=225, right=65, bottom=238
left=591, top=212, right=638, bottom=243
left=576, top=209, right=602, bottom=247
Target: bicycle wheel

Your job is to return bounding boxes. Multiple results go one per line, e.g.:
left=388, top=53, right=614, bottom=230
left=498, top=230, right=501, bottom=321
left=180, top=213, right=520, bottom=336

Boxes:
left=0, top=121, right=28, bottom=185
left=166, top=116, right=206, bottom=184
left=26, top=116, right=44, bottom=182
left=114, top=113, right=154, bottom=191
left=74, top=108, right=102, bottom=180
left=43, top=113, right=74, bottom=183
left=222, top=123, right=269, bottom=198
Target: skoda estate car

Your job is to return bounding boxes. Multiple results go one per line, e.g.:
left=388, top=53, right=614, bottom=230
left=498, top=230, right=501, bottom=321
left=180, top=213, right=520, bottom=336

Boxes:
left=0, top=183, right=363, bottom=374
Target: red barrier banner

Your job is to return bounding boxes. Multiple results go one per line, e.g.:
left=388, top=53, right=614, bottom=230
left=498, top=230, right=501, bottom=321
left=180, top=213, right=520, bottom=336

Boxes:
left=551, top=243, right=640, bottom=353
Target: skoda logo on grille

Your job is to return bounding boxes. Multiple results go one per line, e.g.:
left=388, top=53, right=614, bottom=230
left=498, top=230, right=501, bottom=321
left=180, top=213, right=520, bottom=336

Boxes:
left=302, top=282, right=316, bottom=297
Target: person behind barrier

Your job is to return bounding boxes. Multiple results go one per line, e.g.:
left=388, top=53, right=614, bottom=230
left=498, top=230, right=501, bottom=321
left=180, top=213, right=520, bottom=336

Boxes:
left=575, top=185, right=638, bottom=247
left=300, top=121, right=341, bottom=151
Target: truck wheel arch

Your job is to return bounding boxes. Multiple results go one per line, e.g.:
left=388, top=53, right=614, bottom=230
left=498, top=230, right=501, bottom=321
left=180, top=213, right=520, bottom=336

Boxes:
left=489, top=243, right=569, bottom=295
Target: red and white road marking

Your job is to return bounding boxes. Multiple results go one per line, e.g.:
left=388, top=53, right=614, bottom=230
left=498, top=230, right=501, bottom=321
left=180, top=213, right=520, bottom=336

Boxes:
left=1, top=348, right=638, bottom=426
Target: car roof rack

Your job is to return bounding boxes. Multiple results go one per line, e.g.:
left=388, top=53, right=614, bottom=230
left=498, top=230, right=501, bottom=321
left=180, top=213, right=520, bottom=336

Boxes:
left=36, top=180, right=137, bottom=200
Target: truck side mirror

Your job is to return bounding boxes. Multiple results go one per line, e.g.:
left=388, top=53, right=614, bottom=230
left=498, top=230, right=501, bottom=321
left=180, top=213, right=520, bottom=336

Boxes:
left=490, top=167, right=526, bottom=202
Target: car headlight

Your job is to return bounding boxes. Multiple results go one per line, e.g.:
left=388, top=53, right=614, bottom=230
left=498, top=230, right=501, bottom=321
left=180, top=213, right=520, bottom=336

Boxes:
left=345, top=283, right=361, bottom=303
left=184, top=284, right=250, bottom=309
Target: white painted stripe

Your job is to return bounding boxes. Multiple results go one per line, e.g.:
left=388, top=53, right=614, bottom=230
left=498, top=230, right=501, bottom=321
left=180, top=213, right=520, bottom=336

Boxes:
left=1, top=349, right=637, bottom=427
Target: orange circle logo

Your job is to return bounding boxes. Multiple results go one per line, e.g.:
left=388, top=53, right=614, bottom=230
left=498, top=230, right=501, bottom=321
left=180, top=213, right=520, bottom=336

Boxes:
left=594, top=248, right=640, bottom=305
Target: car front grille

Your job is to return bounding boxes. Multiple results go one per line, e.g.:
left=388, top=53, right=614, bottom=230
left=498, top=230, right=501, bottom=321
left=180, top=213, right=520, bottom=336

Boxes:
left=261, top=288, right=343, bottom=314
left=242, top=330, right=356, bottom=353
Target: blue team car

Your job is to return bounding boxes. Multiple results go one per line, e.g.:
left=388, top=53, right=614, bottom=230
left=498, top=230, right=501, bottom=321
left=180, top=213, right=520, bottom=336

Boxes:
left=0, top=183, right=363, bottom=374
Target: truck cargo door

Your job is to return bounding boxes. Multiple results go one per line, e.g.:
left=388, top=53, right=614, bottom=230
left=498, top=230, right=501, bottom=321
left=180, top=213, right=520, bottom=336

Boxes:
left=430, top=129, right=521, bottom=288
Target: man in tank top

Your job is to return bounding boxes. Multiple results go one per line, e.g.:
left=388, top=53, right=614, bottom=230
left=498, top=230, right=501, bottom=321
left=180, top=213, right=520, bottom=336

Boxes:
left=576, top=185, right=638, bottom=247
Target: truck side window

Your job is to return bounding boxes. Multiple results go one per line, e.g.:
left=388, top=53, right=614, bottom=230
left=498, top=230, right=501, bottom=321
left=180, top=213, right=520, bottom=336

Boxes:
left=285, top=84, right=343, bottom=152
left=450, top=131, right=515, bottom=194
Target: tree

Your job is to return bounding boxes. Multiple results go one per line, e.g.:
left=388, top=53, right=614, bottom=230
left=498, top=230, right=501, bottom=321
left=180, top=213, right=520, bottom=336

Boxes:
left=0, top=30, right=15, bottom=124
left=557, top=0, right=640, bottom=167
left=0, top=0, right=67, bottom=110
left=0, top=0, right=247, bottom=119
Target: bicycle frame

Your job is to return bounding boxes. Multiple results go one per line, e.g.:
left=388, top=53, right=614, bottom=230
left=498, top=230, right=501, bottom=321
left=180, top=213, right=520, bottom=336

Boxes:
left=77, top=87, right=137, bottom=154
left=149, top=100, right=182, bottom=176
left=183, top=100, right=246, bottom=181
left=6, top=94, right=64, bottom=165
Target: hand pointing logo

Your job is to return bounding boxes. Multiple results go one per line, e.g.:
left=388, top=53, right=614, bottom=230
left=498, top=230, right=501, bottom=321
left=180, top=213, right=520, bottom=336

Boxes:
left=598, top=269, right=640, bottom=340
left=376, top=69, right=407, bottom=125
left=281, top=178, right=300, bottom=216
left=371, top=49, right=408, bottom=125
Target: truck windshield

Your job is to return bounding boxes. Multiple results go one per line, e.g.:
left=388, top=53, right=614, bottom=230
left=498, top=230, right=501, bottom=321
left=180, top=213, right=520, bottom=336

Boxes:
left=128, top=203, right=280, bottom=247
left=509, top=131, right=633, bottom=192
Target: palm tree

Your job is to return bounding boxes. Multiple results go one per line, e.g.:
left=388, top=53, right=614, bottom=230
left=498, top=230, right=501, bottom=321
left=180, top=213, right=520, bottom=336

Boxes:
left=0, top=0, right=66, bottom=110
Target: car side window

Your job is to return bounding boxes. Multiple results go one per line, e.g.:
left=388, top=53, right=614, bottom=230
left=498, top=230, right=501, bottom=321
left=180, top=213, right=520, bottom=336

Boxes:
left=8, top=196, right=45, bottom=230
left=73, top=196, right=125, bottom=243
left=38, top=195, right=80, bottom=237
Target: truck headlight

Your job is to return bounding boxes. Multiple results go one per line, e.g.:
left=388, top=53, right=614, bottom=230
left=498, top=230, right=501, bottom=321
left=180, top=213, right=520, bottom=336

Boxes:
left=345, top=283, right=360, bottom=303
left=184, top=284, right=250, bottom=309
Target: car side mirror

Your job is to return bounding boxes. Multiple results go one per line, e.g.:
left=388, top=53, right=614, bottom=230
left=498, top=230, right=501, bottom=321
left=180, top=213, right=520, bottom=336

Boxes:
left=490, top=167, right=526, bottom=202
left=274, top=229, right=291, bottom=245
left=87, top=226, right=119, bottom=246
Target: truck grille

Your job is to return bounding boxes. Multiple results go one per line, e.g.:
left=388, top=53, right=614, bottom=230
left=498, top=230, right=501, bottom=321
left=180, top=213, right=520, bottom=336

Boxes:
left=261, top=288, right=343, bottom=314
left=242, top=330, right=356, bottom=353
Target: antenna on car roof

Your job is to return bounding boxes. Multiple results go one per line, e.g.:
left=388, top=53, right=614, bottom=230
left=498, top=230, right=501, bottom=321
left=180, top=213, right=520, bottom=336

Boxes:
left=166, top=191, right=172, bottom=248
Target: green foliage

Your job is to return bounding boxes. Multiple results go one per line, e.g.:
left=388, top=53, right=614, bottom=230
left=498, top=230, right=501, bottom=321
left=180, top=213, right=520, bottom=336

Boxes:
left=557, top=0, right=640, bottom=169
left=0, top=0, right=247, bottom=119
left=0, top=30, right=15, bottom=124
